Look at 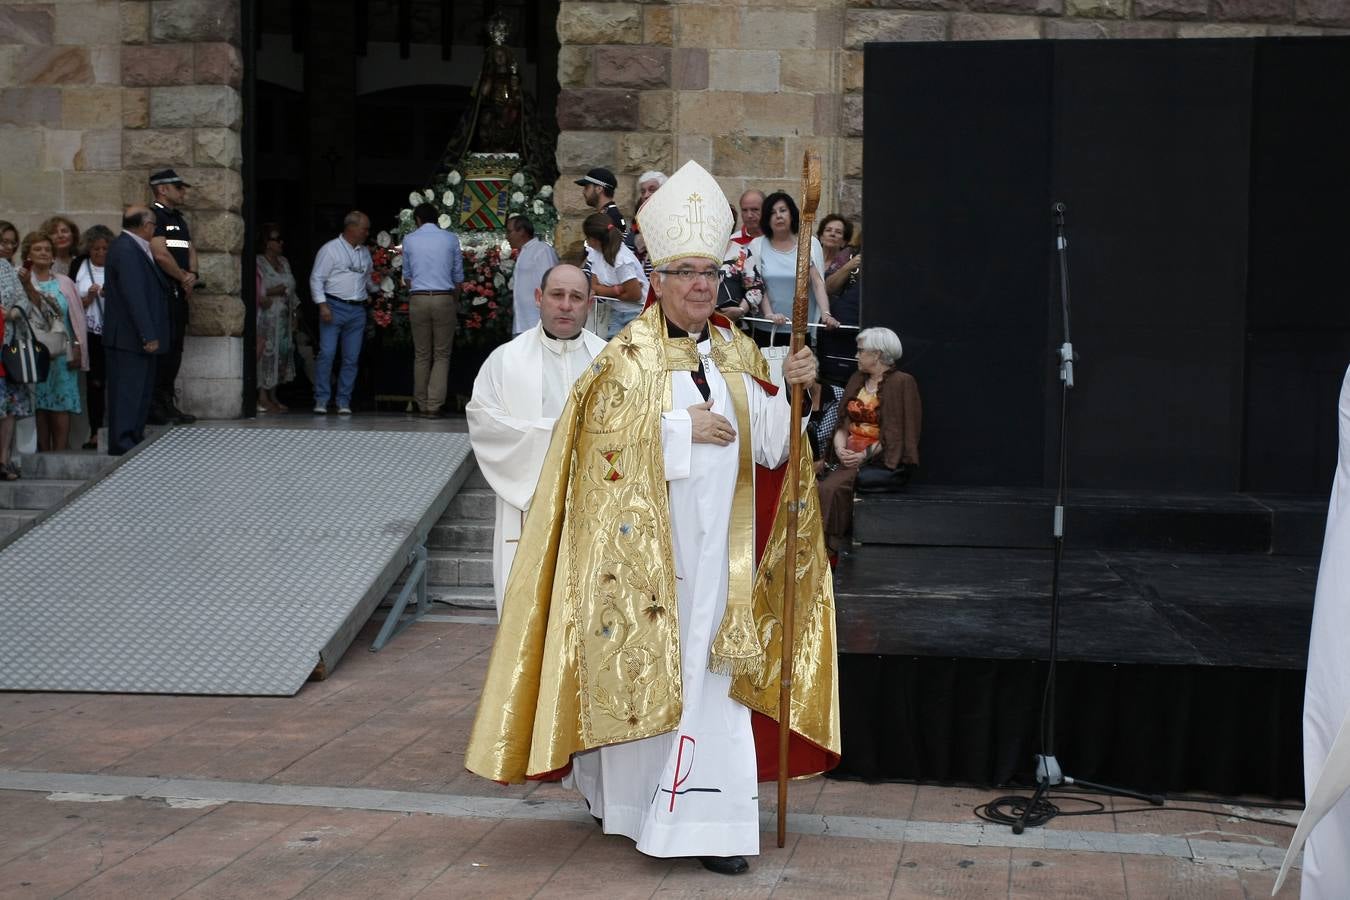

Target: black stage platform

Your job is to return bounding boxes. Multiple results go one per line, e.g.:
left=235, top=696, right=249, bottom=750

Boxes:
left=828, top=489, right=1323, bottom=799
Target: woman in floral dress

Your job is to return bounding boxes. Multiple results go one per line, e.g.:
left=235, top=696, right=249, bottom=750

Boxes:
left=18, top=232, right=88, bottom=452
left=0, top=224, right=35, bottom=479
left=255, top=223, right=298, bottom=412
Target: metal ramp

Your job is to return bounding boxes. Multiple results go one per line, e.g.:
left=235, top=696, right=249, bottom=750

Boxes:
left=0, top=427, right=472, bottom=696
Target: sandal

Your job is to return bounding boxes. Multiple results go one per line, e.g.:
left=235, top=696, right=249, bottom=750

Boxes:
left=2, top=462, right=18, bottom=481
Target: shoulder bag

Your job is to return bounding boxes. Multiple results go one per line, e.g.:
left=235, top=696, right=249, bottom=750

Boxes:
left=4, top=308, right=52, bottom=385
left=27, top=294, right=69, bottom=357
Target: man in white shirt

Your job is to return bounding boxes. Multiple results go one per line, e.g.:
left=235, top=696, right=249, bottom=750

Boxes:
left=309, top=211, right=378, bottom=415
left=465, top=263, right=605, bottom=619
left=506, top=215, right=558, bottom=335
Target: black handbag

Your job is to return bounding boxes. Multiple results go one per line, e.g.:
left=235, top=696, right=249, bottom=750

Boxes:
left=4, top=308, right=52, bottom=385
left=855, top=462, right=910, bottom=492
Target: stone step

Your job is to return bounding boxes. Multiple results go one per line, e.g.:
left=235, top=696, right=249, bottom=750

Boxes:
left=392, top=549, right=492, bottom=588
left=381, top=584, right=495, bottom=613
left=0, top=479, right=83, bottom=510
left=428, top=521, right=493, bottom=551
left=444, top=488, right=495, bottom=521
left=428, top=548, right=492, bottom=586
left=432, top=585, right=495, bottom=610
left=16, top=451, right=115, bottom=481
left=0, top=509, right=41, bottom=539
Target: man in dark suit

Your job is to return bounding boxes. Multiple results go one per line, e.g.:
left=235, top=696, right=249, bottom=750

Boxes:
left=103, top=206, right=171, bottom=455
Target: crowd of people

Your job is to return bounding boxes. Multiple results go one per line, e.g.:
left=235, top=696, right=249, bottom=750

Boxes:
left=0, top=169, right=200, bottom=473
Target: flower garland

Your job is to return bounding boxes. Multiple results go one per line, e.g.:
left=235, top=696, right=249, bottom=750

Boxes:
left=367, top=167, right=557, bottom=352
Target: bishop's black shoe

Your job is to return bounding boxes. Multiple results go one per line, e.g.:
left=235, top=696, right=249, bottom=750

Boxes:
left=146, top=406, right=171, bottom=426
left=170, top=406, right=197, bottom=425
left=698, top=855, right=749, bottom=876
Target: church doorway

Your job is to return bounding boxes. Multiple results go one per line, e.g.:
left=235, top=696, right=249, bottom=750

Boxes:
left=246, top=0, right=561, bottom=412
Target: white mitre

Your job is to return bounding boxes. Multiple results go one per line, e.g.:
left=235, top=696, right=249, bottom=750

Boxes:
left=635, top=160, right=735, bottom=267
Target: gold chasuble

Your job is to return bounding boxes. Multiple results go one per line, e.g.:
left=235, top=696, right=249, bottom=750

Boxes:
left=465, top=303, right=840, bottom=784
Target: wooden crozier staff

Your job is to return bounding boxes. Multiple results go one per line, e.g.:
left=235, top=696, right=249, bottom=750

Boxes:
left=778, top=149, right=821, bottom=848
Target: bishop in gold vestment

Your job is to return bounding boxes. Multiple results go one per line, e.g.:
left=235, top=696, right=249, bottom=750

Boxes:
left=465, top=161, right=839, bottom=871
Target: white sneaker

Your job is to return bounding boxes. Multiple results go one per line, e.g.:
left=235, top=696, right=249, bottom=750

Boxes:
left=312, top=405, right=327, bottom=414
left=337, top=406, right=352, bottom=416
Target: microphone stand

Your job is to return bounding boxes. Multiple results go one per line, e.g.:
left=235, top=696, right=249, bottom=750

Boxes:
left=1009, top=202, right=1164, bottom=833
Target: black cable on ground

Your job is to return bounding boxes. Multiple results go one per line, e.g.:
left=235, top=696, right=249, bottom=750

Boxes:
left=974, top=791, right=1295, bottom=830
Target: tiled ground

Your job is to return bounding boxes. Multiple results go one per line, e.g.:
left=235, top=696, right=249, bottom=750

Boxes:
left=0, top=615, right=1301, bottom=898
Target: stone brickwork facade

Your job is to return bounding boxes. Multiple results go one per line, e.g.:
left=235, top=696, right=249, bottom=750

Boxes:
left=0, top=0, right=244, bottom=417
left=552, top=0, right=1350, bottom=253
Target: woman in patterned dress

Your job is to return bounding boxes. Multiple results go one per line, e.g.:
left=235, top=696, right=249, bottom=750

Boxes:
left=17, top=232, right=88, bottom=452
left=255, top=223, right=298, bottom=412
left=0, top=221, right=35, bottom=479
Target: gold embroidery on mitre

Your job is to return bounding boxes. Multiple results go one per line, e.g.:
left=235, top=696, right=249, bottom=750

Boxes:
left=665, top=191, right=709, bottom=247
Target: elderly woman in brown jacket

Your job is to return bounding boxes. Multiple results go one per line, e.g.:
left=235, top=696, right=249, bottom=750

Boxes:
left=818, top=326, right=921, bottom=557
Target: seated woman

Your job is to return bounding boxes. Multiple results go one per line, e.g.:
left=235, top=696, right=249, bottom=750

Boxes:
left=817, top=326, right=922, bottom=559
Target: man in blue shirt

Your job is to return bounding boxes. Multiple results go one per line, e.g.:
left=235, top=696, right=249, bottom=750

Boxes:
left=401, top=203, right=464, bottom=416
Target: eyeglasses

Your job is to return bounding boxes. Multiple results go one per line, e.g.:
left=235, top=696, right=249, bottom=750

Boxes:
left=657, top=268, right=723, bottom=284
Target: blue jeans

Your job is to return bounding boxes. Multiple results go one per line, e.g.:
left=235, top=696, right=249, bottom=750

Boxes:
left=314, top=300, right=365, bottom=408
left=605, top=300, right=642, bottom=340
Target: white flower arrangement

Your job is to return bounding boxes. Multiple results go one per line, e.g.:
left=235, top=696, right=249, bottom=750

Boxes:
left=391, top=255, right=403, bottom=269
left=448, top=171, right=462, bottom=186
left=437, top=213, right=453, bottom=229
left=424, top=188, right=435, bottom=202
left=443, top=190, right=455, bottom=206
left=511, top=172, right=526, bottom=186
left=408, top=191, right=423, bottom=207
left=376, top=230, right=392, bottom=248
left=511, top=191, right=525, bottom=204
left=380, top=275, right=396, bottom=295
left=538, top=185, right=552, bottom=198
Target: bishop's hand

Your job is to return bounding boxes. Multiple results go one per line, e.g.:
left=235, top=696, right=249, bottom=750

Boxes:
left=783, top=346, right=818, bottom=387
left=689, top=400, right=736, bottom=446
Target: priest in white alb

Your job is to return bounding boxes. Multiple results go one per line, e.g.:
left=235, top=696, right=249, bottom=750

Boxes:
left=466, top=263, right=606, bottom=620
left=1275, top=363, right=1350, bottom=899
left=465, top=162, right=841, bottom=876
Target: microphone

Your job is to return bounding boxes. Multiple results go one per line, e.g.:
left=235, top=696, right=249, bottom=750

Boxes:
left=1052, top=202, right=1067, bottom=249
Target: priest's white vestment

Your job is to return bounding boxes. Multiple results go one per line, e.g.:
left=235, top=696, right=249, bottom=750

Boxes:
left=566, top=324, right=797, bottom=859
left=466, top=325, right=608, bottom=619
left=1279, top=364, right=1350, bottom=899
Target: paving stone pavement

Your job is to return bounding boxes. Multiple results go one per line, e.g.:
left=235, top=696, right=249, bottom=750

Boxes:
left=0, top=616, right=1301, bottom=899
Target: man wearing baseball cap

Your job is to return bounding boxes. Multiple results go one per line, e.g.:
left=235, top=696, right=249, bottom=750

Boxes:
left=575, top=166, right=625, bottom=232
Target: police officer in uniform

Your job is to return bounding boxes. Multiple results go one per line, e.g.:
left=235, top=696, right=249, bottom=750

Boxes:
left=148, top=168, right=198, bottom=425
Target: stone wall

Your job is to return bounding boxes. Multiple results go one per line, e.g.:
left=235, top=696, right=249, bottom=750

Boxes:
left=0, top=0, right=245, bottom=417
left=551, top=0, right=1349, bottom=255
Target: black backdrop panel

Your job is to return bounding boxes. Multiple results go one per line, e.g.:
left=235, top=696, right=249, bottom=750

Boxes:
left=1050, top=41, right=1254, bottom=490
left=864, top=38, right=1346, bottom=492
left=864, top=42, right=1052, bottom=486
left=1243, top=38, right=1350, bottom=493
